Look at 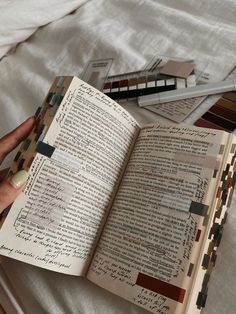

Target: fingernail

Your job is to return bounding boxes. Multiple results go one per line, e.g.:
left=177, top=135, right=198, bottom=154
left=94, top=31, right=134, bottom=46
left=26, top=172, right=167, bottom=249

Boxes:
left=10, top=170, right=29, bottom=189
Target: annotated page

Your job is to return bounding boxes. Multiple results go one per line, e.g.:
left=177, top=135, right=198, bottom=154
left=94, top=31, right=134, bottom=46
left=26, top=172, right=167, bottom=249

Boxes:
left=0, top=77, right=139, bottom=275
left=88, top=124, right=229, bottom=313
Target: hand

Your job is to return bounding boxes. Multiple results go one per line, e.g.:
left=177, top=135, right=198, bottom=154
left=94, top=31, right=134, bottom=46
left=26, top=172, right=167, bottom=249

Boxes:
left=0, top=117, right=35, bottom=216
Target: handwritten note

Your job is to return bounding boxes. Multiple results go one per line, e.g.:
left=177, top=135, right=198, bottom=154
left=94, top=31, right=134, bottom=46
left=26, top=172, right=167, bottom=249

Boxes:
left=89, top=254, right=172, bottom=314
left=146, top=97, right=205, bottom=123
left=90, top=255, right=135, bottom=286
left=134, top=289, right=170, bottom=314
left=142, top=124, right=217, bottom=139
left=25, top=175, right=75, bottom=228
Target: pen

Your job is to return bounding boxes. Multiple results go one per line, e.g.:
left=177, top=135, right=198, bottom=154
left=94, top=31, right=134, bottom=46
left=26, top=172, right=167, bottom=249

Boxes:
left=138, top=79, right=236, bottom=107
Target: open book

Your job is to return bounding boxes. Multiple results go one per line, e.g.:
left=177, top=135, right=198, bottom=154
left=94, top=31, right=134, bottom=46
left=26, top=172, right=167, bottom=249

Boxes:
left=0, top=76, right=235, bottom=313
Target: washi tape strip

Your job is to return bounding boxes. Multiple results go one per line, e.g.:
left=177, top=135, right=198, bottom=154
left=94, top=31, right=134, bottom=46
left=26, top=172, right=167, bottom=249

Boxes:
left=136, top=272, right=186, bottom=303
left=36, top=141, right=81, bottom=171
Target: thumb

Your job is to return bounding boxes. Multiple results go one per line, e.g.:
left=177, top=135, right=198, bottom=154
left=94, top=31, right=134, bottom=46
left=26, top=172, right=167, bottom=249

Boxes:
left=0, top=170, right=29, bottom=214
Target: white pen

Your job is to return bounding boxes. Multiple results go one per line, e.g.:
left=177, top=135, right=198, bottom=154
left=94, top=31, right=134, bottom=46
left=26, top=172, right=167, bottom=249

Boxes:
left=138, top=79, right=236, bottom=107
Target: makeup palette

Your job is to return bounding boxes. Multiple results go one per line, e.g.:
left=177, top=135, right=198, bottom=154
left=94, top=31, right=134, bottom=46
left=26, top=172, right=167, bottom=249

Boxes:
left=194, top=91, right=236, bottom=132
left=102, top=70, right=196, bottom=101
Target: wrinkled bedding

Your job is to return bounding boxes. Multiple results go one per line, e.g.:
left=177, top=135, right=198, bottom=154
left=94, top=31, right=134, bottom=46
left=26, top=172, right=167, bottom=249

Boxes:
left=0, top=1, right=236, bottom=313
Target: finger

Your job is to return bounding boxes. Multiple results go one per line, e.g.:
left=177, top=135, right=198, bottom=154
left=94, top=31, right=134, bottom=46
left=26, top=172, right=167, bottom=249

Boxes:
left=0, top=117, right=35, bottom=164
left=0, top=168, right=9, bottom=182
left=0, top=170, right=29, bottom=215
left=0, top=303, right=6, bottom=312
left=0, top=217, right=4, bottom=228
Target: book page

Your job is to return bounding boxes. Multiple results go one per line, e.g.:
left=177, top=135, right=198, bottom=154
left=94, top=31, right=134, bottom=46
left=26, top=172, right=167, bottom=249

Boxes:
left=0, top=77, right=139, bottom=276
left=87, top=124, right=229, bottom=313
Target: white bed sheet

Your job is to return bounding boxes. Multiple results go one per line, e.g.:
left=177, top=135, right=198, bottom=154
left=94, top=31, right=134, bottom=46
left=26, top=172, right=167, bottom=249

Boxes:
left=0, top=0, right=236, bottom=313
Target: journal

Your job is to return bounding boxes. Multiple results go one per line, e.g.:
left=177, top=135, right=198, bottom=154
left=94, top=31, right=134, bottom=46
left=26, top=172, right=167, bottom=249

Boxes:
left=0, top=76, right=235, bottom=314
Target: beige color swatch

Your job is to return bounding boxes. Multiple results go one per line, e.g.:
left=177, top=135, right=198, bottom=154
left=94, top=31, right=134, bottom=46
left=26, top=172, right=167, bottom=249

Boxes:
left=160, top=60, right=194, bottom=78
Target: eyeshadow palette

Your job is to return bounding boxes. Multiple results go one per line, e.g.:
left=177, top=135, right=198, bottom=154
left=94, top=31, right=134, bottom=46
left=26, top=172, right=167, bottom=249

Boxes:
left=194, top=91, right=236, bottom=132
left=102, top=70, right=196, bottom=101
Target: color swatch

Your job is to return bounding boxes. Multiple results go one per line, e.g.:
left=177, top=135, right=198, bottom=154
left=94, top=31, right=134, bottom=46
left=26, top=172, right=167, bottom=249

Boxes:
left=136, top=272, right=186, bottom=303
left=195, top=142, right=236, bottom=309
left=194, top=91, right=236, bottom=132
left=8, top=76, right=72, bottom=176
left=81, top=58, right=113, bottom=91
left=160, top=60, right=194, bottom=79
left=102, top=70, right=196, bottom=101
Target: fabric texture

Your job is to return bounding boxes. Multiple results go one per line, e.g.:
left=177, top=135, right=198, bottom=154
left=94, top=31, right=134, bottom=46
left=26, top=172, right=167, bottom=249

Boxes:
left=0, top=0, right=236, bottom=313
left=0, top=0, right=89, bottom=60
